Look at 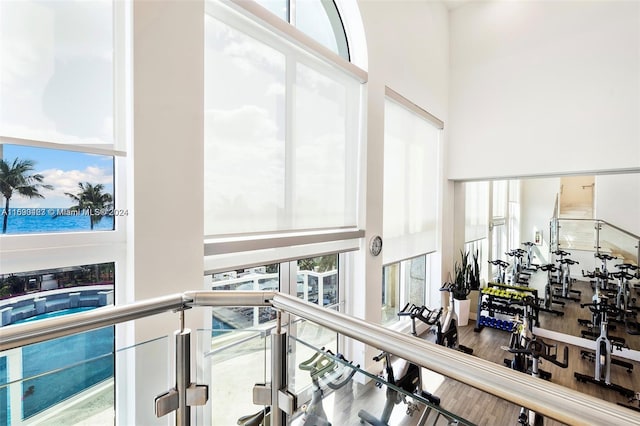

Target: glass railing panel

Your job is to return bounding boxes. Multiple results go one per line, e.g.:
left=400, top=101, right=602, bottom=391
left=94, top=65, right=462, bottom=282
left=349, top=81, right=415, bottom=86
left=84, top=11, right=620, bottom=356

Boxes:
left=0, top=330, right=170, bottom=426
left=115, top=335, right=171, bottom=426
left=289, top=333, right=475, bottom=426
left=0, top=326, right=115, bottom=425
left=598, top=222, right=639, bottom=265
left=556, top=219, right=596, bottom=251
left=288, top=318, right=338, bottom=396
left=197, top=328, right=269, bottom=425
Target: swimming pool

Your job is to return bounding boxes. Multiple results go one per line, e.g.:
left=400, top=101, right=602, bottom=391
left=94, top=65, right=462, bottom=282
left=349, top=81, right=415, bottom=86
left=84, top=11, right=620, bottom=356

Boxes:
left=0, top=308, right=114, bottom=422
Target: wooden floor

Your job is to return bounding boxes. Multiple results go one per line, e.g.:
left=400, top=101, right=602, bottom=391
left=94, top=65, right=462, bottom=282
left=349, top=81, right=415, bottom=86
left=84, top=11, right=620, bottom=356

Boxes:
left=429, top=324, right=640, bottom=425
left=292, top=274, right=640, bottom=425
left=326, top=283, right=640, bottom=426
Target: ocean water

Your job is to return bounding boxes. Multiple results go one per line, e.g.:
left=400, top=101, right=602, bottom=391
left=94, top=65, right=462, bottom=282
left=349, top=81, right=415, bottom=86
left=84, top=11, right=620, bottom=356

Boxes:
left=1, top=208, right=114, bottom=234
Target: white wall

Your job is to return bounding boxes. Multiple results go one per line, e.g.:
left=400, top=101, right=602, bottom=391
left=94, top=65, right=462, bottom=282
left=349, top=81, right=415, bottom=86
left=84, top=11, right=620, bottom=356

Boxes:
left=520, top=177, right=560, bottom=263
left=596, top=174, right=640, bottom=236
left=449, top=0, right=640, bottom=180
left=355, top=0, right=450, bottom=367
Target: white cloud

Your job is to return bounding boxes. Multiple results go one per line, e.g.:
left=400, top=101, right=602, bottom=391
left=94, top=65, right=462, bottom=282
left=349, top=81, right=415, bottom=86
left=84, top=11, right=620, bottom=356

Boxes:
left=10, top=166, right=113, bottom=208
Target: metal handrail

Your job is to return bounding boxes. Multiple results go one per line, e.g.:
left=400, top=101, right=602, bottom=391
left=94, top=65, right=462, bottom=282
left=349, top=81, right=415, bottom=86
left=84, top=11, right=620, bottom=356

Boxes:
left=1, top=290, right=638, bottom=425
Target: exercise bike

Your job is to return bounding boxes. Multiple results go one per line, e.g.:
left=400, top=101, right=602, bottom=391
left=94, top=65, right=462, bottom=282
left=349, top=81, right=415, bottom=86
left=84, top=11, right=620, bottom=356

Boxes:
left=574, top=297, right=635, bottom=397
left=536, top=264, right=565, bottom=317
left=438, top=282, right=473, bottom=355
left=554, top=255, right=580, bottom=302
left=611, top=263, right=638, bottom=323
left=619, top=392, right=640, bottom=413
left=357, top=352, right=445, bottom=426
left=593, top=253, right=618, bottom=293
left=521, top=242, right=540, bottom=271
left=503, top=296, right=553, bottom=380
left=488, top=259, right=509, bottom=284
left=506, top=249, right=531, bottom=285
left=298, top=349, right=358, bottom=426
left=509, top=337, right=569, bottom=426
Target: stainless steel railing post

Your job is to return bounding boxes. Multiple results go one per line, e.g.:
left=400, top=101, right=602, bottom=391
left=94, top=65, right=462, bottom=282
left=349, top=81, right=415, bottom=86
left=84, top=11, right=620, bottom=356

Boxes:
left=270, top=311, right=287, bottom=426
left=175, top=328, right=191, bottom=426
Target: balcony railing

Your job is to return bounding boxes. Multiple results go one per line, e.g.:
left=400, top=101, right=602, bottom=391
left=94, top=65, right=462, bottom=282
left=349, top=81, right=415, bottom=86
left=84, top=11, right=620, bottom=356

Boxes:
left=2, top=291, right=639, bottom=425
left=551, top=218, right=640, bottom=266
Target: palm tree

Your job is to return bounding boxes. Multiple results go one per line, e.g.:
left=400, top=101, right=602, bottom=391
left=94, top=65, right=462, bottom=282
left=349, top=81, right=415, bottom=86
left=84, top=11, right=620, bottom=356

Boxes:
left=65, top=182, right=113, bottom=230
left=0, top=158, right=53, bottom=233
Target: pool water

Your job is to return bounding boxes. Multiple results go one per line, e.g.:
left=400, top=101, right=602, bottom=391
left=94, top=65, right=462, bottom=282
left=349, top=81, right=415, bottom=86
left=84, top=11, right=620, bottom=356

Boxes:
left=0, top=308, right=114, bottom=422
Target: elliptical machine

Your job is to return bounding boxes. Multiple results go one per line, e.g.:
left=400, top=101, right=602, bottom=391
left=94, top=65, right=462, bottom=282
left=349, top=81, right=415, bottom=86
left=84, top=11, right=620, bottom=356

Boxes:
left=574, top=297, right=635, bottom=397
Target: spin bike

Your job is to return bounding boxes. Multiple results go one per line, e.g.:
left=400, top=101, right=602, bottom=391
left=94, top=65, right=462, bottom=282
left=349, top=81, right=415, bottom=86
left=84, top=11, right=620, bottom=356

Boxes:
left=506, top=249, right=531, bottom=285
left=574, top=297, right=635, bottom=397
left=398, top=299, right=473, bottom=355
left=437, top=282, right=474, bottom=354
left=509, top=337, right=569, bottom=426
left=611, top=263, right=638, bottom=323
left=552, top=250, right=580, bottom=301
left=619, top=392, right=640, bottom=413
left=488, top=259, right=509, bottom=284
left=521, top=242, right=540, bottom=271
left=357, top=352, right=445, bottom=426
left=503, top=296, right=554, bottom=381
left=298, top=349, right=358, bottom=426
left=593, top=253, right=618, bottom=293
left=536, top=264, right=565, bottom=316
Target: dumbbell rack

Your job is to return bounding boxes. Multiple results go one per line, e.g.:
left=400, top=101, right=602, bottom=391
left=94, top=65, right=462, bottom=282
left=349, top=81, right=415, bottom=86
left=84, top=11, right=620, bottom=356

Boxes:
left=474, top=282, right=539, bottom=332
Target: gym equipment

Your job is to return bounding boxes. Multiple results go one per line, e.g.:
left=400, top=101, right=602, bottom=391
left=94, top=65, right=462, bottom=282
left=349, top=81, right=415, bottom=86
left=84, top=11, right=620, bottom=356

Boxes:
left=298, top=349, right=358, bottom=426
left=488, top=259, right=509, bottom=284
left=521, top=242, right=540, bottom=271
left=506, top=249, right=531, bottom=285
left=475, top=282, right=538, bottom=332
left=397, top=303, right=431, bottom=337
left=398, top=297, right=473, bottom=355
left=611, top=263, right=638, bottom=323
left=618, top=392, right=640, bottom=413
left=237, top=407, right=270, bottom=426
left=509, top=337, right=569, bottom=426
left=536, top=264, right=564, bottom=316
left=594, top=253, right=618, bottom=292
left=552, top=250, right=580, bottom=302
left=357, top=352, right=443, bottom=426
left=574, top=297, right=635, bottom=397
left=437, top=282, right=473, bottom=354
left=550, top=250, right=570, bottom=284
left=503, top=296, right=553, bottom=380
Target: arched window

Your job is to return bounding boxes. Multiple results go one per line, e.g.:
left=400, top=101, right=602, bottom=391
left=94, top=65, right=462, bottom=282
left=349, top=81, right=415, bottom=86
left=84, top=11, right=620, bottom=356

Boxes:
left=255, top=0, right=349, bottom=60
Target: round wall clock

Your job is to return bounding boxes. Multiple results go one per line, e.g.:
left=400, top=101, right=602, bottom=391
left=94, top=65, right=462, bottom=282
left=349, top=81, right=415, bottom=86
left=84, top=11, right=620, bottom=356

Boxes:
left=369, top=235, right=383, bottom=256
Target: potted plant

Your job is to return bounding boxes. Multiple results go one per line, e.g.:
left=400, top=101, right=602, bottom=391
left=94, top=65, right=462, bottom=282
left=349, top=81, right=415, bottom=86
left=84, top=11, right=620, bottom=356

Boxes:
left=469, top=249, right=481, bottom=291
left=452, top=250, right=472, bottom=326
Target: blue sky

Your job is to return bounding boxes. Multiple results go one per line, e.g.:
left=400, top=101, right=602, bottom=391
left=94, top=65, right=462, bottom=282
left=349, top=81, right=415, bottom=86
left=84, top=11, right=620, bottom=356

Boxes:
left=2, top=144, right=114, bottom=208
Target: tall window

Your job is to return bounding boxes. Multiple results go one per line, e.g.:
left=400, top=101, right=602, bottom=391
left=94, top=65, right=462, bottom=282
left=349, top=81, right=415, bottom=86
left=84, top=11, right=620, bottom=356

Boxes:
left=382, top=254, right=431, bottom=326
left=382, top=90, right=442, bottom=265
left=0, top=2, right=124, bottom=423
left=204, top=1, right=363, bottom=237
